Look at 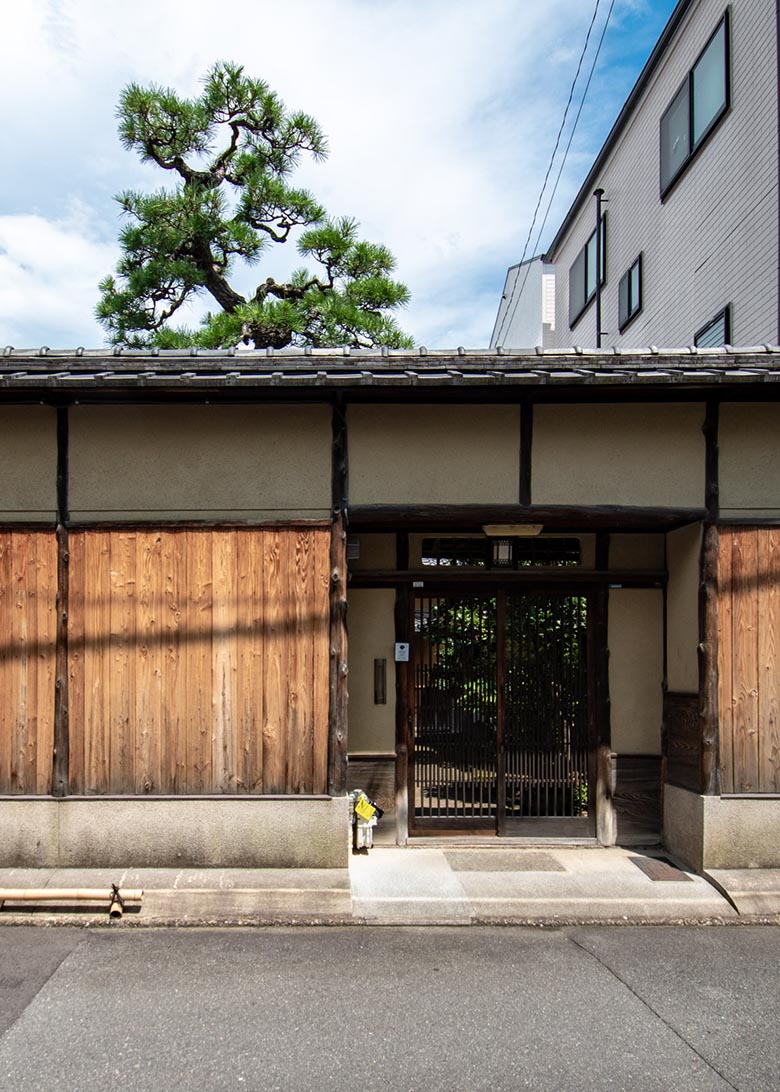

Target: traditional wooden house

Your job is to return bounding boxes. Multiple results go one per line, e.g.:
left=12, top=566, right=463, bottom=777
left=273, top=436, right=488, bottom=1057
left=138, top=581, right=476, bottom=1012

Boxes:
left=1, top=346, right=779, bottom=872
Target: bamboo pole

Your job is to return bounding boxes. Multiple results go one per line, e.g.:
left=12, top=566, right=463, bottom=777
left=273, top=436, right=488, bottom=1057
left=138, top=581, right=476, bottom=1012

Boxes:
left=0, top=888, right=143, bottom=900
left=0, top=888, right=144, bottom=915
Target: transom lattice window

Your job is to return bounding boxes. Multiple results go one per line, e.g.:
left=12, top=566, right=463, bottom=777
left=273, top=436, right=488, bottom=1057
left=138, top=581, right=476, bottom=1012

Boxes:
left=421, top=537, right=581, bottom=569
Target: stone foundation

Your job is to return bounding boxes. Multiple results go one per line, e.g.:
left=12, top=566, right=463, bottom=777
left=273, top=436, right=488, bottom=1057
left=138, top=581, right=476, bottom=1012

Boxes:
left=664, top=784, right=780, bottom=869
left=0, top=796, right=351, bottom=869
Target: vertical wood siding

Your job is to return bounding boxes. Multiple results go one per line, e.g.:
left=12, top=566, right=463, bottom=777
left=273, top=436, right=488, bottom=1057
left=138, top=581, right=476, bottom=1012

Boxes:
left=718, top=527, right=780, bottom=792
left=68, top=528, right=330, bottom=795
left=0, top=532, right=57, bottom=794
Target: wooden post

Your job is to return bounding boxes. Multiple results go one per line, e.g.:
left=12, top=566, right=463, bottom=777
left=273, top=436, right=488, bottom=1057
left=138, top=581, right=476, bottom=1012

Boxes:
left=699, top=524, right=720, bottom=795
left=394, top=570, right=411, bottom=846
left=495, top=591, right=507, bottom=831
left=704, top=398, right=720, bottom=523
left=592, top=585, right=614, bottom=844
left=52, top=406, right=69, bottom=797
left=519, top=402, right=533, bottom=507
left=327, top=400, right=348, bottom=797
left=699, top=399, right=720, bottom=796
left=595, top=530, right=614, bottom=840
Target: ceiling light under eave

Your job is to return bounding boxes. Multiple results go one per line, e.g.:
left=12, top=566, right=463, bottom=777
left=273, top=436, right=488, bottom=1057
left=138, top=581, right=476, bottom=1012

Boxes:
left=482, top=524, right=544, bottom=537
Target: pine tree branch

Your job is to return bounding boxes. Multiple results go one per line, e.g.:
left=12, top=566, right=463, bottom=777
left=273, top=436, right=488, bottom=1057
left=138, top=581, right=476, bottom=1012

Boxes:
left=252, top=275, right=332, bottom=303
left=188, top=238, right=246, bottom=312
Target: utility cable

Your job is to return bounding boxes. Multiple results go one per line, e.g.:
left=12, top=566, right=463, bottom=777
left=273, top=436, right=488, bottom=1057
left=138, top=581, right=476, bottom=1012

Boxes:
left=499, top=0, right=616, bottom=345
left=494, top=0, right=603, bottom=346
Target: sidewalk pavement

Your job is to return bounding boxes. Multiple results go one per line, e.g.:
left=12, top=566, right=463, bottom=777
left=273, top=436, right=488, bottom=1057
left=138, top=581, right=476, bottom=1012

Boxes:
left=1, top=845, right=779, bottom=926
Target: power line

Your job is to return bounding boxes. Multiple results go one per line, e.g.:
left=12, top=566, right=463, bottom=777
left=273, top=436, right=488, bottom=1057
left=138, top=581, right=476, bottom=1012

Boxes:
left=494, top=0, right=603, bottom=347
left=499, top=0, right=616, bottom=345
left=491, top=0, right=611, bottom=345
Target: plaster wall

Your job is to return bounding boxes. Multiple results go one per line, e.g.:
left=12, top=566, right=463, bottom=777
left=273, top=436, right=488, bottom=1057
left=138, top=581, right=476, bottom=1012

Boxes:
left=347, top=589, right=397, bottom=754
left=0, top=407, right=57, bottom=520
left=719, top=403, right=780, bottom=515
left=608, top=589, right=663, bottom=753
left=69, top=405, right=331, bottom=520
left=0, top=796, right=350, bottom=868
left=532, top=404, right=705, bottom=507
left=348, top=405, right=521, bottom=505
left=666, top=522, right=701, bottom=692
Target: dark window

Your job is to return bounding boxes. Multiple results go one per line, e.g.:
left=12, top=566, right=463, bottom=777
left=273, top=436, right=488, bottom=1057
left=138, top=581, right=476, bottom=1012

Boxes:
left=421, top=537, right=581, bottom=569
left=694, top=305, right=731, bottom=347
left=568, top=214, right=606, bottom=327
left=618, top=254, right=643, bottom=332
left=421, top=538, right=488, bottom=567
left=660, top=13, right=729, bottom=195
left=660, top=83, right=690, bottom=192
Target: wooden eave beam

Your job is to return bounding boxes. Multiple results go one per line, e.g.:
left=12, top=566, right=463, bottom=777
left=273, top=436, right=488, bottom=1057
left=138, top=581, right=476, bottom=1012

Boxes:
left=347, top=504, right=706, bottom=533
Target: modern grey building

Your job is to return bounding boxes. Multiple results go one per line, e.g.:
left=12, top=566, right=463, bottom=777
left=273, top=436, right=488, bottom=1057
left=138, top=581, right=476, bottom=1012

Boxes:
left=494, top=0, right=778, bottom=350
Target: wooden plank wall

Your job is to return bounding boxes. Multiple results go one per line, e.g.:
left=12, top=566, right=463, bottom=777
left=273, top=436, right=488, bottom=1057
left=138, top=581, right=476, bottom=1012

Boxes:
left=68, top=528, right=330, bottom=795
left=718, top=527, right=780, bottom=792
left=0, top=532, right=57, bottom=794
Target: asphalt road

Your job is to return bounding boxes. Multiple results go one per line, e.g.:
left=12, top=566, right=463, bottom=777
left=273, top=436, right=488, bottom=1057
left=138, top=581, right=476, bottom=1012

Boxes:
left=0, top=926, right=777, bottom=1091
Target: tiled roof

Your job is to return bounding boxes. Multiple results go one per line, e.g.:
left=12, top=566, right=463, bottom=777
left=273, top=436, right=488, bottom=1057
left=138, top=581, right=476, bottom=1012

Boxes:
left=1, top=345, right=780, bottom=391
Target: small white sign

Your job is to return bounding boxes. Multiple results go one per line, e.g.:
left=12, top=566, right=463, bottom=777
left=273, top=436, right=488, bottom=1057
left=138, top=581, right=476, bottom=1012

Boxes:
left=395, top=642, right=410, bottom=662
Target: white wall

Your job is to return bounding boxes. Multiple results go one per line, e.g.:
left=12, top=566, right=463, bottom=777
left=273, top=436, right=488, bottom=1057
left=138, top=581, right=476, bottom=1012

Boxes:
left=609, top=589, right=664, bottom=754
left=490, top=258, right=555, bottom=349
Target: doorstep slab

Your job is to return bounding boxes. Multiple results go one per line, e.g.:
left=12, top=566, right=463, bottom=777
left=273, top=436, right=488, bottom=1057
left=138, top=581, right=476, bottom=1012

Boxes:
left=349, top=848, right=471, bottom=924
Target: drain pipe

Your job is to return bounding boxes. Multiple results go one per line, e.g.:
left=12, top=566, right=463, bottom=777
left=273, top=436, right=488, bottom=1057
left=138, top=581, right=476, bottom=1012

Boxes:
left=0, top=886, right=144, bottom=918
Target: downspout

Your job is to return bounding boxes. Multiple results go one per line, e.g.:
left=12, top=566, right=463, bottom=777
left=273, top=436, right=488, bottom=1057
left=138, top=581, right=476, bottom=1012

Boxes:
left=594, top=188, right=605, bottom=349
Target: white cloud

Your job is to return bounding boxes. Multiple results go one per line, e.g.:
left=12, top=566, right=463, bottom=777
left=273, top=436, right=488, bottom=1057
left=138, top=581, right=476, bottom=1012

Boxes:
left=0, top=0, right=673, bottom=348
left=0, top=206, right=117, bottom=347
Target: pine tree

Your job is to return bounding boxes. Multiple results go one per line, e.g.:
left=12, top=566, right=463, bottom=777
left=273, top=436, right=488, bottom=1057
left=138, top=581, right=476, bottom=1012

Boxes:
left=97, top=63, right=413, bottom=349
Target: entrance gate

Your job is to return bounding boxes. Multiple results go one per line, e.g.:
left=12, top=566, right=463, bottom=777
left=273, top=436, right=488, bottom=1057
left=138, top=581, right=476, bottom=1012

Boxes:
left=411, top=590, right=593, bottom=835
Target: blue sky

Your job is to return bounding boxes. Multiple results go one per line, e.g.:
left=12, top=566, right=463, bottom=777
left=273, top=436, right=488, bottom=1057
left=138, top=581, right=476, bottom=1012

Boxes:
left=0, top=0, right=678, bottom=350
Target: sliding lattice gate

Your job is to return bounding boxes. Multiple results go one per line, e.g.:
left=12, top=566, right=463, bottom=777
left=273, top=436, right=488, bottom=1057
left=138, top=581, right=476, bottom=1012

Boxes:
left=412, top=591, right=593, bottom=835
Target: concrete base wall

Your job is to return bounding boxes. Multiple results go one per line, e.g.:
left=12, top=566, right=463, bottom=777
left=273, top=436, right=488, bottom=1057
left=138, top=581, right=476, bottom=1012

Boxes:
left=0, top=796, right=350, bottom=869
left=664, top=785, right=780, bottom=869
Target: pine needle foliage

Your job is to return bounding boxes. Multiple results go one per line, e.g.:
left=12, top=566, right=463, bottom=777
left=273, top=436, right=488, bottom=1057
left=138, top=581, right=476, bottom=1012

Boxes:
left=97, top=62, right=413, bottom=349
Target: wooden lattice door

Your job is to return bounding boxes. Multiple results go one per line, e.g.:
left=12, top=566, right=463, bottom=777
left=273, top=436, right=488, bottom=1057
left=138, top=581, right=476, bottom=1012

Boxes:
left=411, top=590, right=593, bottom=835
